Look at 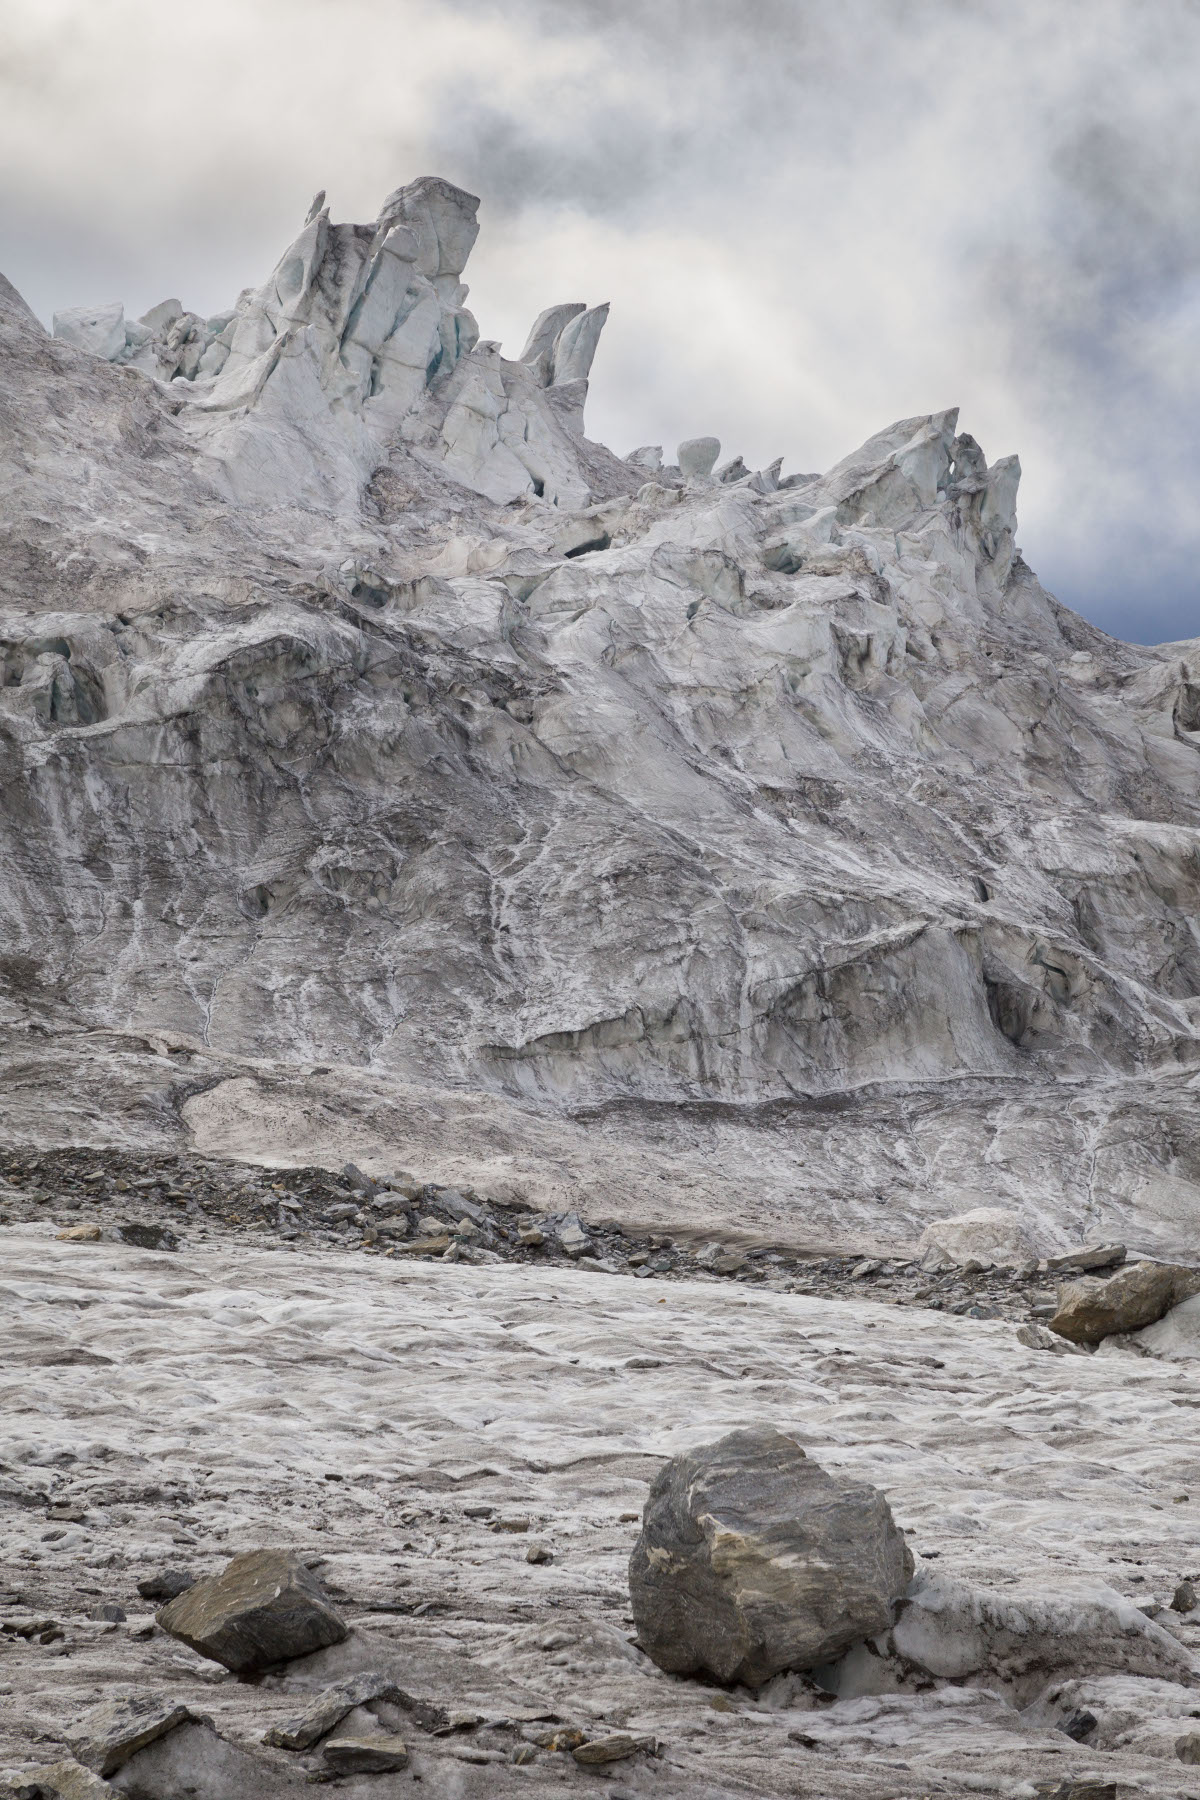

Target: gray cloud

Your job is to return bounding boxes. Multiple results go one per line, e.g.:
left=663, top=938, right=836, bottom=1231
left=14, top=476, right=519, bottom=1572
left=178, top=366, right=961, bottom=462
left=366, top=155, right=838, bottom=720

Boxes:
left=2, top=0, right=1198, bottom=641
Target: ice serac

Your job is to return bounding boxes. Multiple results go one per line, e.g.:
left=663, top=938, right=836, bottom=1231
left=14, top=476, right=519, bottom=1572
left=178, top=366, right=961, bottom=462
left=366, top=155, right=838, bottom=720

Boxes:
left=7, top=176, right=1200, bottom=1259
left=49, top=178, right=627, bottom=514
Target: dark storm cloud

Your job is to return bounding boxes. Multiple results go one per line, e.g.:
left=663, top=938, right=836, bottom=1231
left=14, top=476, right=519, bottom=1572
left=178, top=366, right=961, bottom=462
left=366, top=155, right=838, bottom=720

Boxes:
left=3, top=0, right=1200, bottom=641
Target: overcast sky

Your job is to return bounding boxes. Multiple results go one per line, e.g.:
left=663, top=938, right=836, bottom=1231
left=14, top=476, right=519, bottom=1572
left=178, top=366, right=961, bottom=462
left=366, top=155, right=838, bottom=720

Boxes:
left=3, top=0, right=1199, bottom=644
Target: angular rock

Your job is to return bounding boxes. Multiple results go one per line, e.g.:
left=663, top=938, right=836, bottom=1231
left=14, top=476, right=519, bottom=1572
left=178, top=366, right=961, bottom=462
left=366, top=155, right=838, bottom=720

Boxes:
left=155, top=1549, right=347, bottom=1672
left=1048, top=1261, right=1200, bottom=1345
left=629, top=1425, right=913, bottom=1686
left=322, top=1735, right=408, bottom=1773
left=66, top=1695, right=202, bottom=1776
left=135, top=1569, right=194, bottom=1603
left=918, top=1207, right=1038, bottom=1274
left=1046, top=1243, right=1126, bottom=1274
left=373, top=1217, right=410, bottom=1240
left=112, top=1223, right=178, bottom=1252
left=572, top=1733, right=655, bottom=1765
left=263, top=1672, right=411, bottom=1750
left=391, top=1232, right=451, bottom=1256
left=1177, top=1732, right=1200, bottom=1763
left=3, top=1760, right=112, bottom=1800
left=371, top=1198, right=411, bottom=1224
left=555, top=1215, right=591, bottom=1258
left=677, top=437, right=720, bottom=478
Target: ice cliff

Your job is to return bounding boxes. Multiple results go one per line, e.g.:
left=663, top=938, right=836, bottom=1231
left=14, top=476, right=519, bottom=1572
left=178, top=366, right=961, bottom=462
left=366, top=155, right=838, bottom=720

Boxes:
left=5, top=178, right=1200, bottom=1255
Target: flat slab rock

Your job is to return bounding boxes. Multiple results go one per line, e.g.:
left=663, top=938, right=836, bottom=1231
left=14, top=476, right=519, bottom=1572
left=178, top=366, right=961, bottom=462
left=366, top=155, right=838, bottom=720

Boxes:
left=629, top=1424, right=913, bottom=1687
left=156, top=1549, right=347, bottom=1673
left=572, top=1731, right=656, bottom=1765
left=321, top=1734, right=409, bottom=1772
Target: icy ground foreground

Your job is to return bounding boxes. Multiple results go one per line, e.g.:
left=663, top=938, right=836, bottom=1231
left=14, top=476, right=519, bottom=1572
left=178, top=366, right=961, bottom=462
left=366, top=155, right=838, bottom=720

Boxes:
left=4, top=1222, right=1200, bottom=1799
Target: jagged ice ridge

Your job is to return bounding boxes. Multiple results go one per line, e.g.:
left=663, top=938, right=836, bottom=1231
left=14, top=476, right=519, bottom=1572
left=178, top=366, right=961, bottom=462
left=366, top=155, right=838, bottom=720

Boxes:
left=3, top=178, right=1200, bottom=1257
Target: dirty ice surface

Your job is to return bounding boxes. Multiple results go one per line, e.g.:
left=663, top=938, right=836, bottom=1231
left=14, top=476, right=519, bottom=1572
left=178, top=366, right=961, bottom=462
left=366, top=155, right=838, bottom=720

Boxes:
left=3, top=1226, right=1200, bottom=1797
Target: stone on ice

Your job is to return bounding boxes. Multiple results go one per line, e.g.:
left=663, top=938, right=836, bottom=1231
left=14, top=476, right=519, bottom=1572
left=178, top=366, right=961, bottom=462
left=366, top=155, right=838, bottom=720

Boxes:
left=555, top=1215, right=591, bottom=1257
left=572, top=1733, right=655, bottom=1765
left=112, top=1221, right=177, bottom=1251
left=136, top=1569, right=194, bottom=1602
left=155, top=1548, right=347, bottom=1672
left=918, top=1207, right=1039, bottom=1274
left=677, top=436, right=720, bottom=478
left=392, top=1231, right=451, bottom=1256
left=52, top=303, right=126, bottom=361
left=322, top=1735, right=409, bottom=1773
left=67, top=1695, right=202, bottom=1776
left=1049, top=1261, right=1200, bottom=1345
left=4, top=1760, right=112, bottom=1800
left=263, top=1671, right=410, bottom=1750
left=1046, top=1243, right=1126, bottom=1274
left=628, top=1425, right=913, bottom=1686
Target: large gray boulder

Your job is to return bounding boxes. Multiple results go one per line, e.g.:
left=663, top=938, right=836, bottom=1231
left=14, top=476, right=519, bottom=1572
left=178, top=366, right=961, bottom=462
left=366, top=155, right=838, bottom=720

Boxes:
left=628, top=1426, right=913, bottom=1687
left=156, top=1549, right=347, bottom=1673
left=1048, top=1261, right=1200, bottom=1345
